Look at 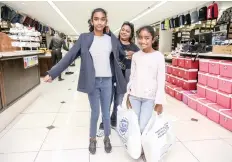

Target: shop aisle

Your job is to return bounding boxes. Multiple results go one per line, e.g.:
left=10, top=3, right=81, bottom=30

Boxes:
left=0, top=60, right=231, bottom=162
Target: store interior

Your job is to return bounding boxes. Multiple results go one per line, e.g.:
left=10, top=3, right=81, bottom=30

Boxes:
left=0, top=1, right=232, bottom=162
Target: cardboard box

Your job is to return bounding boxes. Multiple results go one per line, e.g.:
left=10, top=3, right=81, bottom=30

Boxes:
left=212, top=45, right=232, bottom=55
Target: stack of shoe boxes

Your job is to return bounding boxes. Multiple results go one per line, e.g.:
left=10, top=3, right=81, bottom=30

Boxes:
left=196, top=59, right=232, bottom=131
left=165, top=57, right=199, bottom=101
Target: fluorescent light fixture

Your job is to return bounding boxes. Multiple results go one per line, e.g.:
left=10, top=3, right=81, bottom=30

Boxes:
left=113, top=0, right=168, bottom=33
left=47, top=0, right=80, bottom=35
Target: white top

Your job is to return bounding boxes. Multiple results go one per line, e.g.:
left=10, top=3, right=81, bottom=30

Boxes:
left=90, top=34, right=112, bottom=77
left=127, top=50, right=166, bottom=104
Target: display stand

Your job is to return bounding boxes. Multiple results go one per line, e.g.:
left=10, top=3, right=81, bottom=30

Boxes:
left=180, top=52, right=232, bottom=60
left=0, top=32, right=43, bottom=111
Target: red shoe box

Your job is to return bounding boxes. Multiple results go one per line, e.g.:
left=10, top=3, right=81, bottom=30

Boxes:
left=199, top=59, right=209, bottom=73
left=185, top=58, right=199, bottom=69
left=167, top=64, right=173, bottom=74
left=197, top=99, right=216, bottom=116
left=207, top=105, right=230, bottom=124
left=182, top=91, right=196, bottom=105
left=172, top=57, right=178, bottom=66
left=218, top=76, right=232, bottom=94
left=174, top=88, right=184, bottom=101
left=170, top=75, right=177, bottom=85
left=178, top=57, right=185, bottom=68
left=165, top=82, right=172, bottom=93
left=183, top=69, right=198, bottom=80
left=216, top=91, right=232, bottom=109
left=176, top=77, right=184, bottom=87
left=188, top=95, right=205, bottom=110
left=208, top=60, right=220, bottom=75
left=177, top=68, right=184, bottom=78
left=198, top=72, right=208, bottom=86
left=166, top=84, right=177, bottom=97
left=165, top=84, right=169, bottom=93
left=166, top=74, right=172, bottom=83
left=220, top=61, right=232, bottom=78
left=207, top=74, right=219, bottom=89
left=205, top=87, right=217, bottom=103
left=220, top=110, right=232, bottom=131
left=197, top=84, right=206, bottom=98
left=172, top=66, right=179, bottom=76
left=183, top=80, right=197, bottom=90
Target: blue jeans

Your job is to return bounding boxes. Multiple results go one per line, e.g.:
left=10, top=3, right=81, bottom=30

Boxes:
left=129, top=96, right=154, bottom=133
left=99, top=84, right=124, bottom=129
left=88, top=77, right=112, bottom=138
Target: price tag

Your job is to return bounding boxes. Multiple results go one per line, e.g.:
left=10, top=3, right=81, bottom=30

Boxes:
left=23, top=55, right=38, bottom=69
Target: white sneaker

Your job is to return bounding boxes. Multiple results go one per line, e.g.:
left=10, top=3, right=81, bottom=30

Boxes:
left=96, top=129, right=104, bottom=137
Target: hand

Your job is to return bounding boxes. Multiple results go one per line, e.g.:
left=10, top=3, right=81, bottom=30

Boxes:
left=126, top=51, right=135, bottom=60
left=154, top=104, right=163, bottom=115
left=44, top=75, right=52, bottom=83
left=126, top=95, right=132, bottom=109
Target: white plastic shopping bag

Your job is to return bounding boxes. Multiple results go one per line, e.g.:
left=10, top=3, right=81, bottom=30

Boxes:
left=142, top=112, right=175, bottom=162
left=117, top=105, right=142, bottom=159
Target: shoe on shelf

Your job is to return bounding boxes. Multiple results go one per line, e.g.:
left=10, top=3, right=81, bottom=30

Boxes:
left=104, top=136, right=112, bottom=153
left=89, top=138, right=97, bottom=155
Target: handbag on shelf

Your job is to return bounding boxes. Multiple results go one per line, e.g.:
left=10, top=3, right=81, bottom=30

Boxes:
left=191, top=10, right=199, bottom=24
left=207, top=2, right=219, bottom=20
left=179, top=15, right=185, bottom=26
left=198, top=6, right=207, bottom=21
left=185, top=13, right=191, bottom=25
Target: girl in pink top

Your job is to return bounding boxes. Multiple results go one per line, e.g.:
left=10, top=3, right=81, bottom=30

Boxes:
left=127, top=26, right=166, bottom=133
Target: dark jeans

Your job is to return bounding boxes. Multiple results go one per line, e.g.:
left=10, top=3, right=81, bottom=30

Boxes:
left=51, top=49, right=62, bottom=79
left=99, top=69, right=131, bottom=129
left=88, top=77, right=112, bottom=138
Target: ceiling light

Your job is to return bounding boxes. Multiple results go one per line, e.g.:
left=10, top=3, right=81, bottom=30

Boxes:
left=113, top=0, right=168, bottom=33
left=47, top=0, right=80, bottom=35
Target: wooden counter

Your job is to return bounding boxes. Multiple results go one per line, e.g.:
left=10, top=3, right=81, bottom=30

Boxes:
left=39, top=54, right=52, bottom=77
left=0, top=51, right=43, bottom=111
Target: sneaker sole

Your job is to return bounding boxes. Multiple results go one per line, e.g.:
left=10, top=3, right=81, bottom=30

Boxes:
left=105, top=149, right=112, bottom=154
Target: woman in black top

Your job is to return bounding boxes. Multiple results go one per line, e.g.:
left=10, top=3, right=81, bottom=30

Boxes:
left=98, top=21, right=140, bottom=136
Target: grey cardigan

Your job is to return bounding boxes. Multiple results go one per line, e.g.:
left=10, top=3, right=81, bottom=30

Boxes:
left=48, top=32, right=127, bottom=94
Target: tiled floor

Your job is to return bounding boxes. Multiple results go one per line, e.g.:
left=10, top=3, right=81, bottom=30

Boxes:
left=0, top=60, right=232, bottom=162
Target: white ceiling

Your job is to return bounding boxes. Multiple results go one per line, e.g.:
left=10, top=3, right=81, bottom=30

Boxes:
left=3, top=1, right=224, bottom=36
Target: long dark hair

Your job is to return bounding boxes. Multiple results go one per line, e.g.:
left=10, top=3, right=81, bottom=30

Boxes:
left=118, top=21, right=135, bottom=43
left=136, top=25, right=155, bottom=39
left=88, top=8, right=107, bottom=33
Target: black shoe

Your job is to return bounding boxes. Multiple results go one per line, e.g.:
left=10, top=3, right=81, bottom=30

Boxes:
left=89, top=139, right=97, bottom=155
left=65, top=72, right=74, bottom=75
left=104, top=136, right=112, bottom=153
left=111, top=121, right=117, bottom=130
left=70, top=64, right=75, bottom=67
left=58, top=78, right=64, bottom=81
